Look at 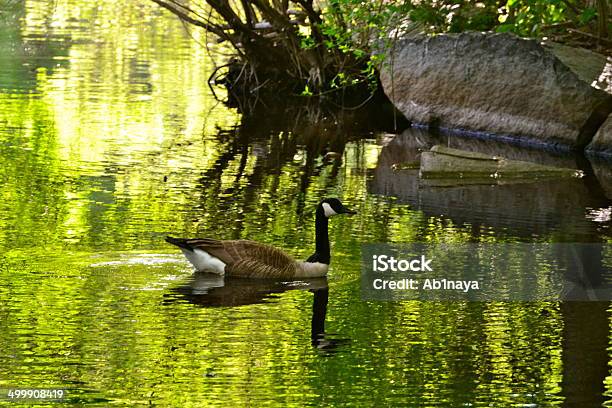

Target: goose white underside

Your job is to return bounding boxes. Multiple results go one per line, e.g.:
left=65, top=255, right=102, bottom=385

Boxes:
left=295, top=262, right=329, bottom=277
left=181, top=248, right=226, bottom=275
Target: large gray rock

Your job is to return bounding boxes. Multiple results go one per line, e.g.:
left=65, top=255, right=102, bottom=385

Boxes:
left=546, top=43, right=611, bottom=94
left=586, top=114, right=612, bottom=157
left=420, top=145, right=582, bottom=180
left=379, top=32, right=612, bottom=150
left=590, top=155, right=612, bottom=200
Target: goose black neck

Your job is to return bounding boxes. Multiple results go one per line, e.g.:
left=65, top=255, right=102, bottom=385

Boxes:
left=307, top=208, right=330, bottom=264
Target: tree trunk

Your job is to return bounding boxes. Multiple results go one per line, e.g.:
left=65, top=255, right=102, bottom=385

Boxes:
left=596, top=0, right=609, bottom=39
left=150, top=0, right=362, bottom=94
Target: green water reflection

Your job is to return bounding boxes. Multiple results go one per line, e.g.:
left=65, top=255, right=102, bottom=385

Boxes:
left=0, top=0, right=611, bottom=406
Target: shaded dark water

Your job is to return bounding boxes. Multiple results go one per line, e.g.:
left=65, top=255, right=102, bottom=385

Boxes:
left=1, top=1, right=612, bottom=406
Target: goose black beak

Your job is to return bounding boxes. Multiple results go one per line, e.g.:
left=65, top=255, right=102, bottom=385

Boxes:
left=343, top=208, right=357, bottom=215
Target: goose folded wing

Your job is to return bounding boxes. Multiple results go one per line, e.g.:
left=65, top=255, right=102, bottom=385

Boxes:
left=182, top=238, right=234, bottom=263
left=225, top=258, right=296, bottom=278
left=189, top=239, right=295, bottom=268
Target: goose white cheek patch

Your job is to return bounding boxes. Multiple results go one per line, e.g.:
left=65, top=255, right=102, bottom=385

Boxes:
left=322, top=203, right=337, bottom=217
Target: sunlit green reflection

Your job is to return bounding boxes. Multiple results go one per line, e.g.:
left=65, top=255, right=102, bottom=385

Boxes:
left=0, top=0, right=609, bottom=406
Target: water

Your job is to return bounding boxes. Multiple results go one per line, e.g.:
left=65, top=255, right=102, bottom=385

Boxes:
left=0, top=1, right=611, bottom=406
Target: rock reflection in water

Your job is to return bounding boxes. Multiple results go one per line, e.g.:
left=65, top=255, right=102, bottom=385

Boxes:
left=369, top=128, right=612, bottom=238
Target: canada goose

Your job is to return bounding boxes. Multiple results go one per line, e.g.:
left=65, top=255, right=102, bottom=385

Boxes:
left=166, top=198, right=356, bottom=278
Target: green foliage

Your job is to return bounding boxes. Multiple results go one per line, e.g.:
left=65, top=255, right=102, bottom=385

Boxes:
left=296, top=0, right=608, bottom=94
left=327, top=0, right=599, bottom=38
left=301, top=84, right=313, bottom=96
left=579, top=7, right=597, bottom=25
left=497, top=0, right=569, bottom=36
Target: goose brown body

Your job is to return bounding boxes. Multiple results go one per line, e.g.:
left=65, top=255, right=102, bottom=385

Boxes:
left=173, top=238, right=307, bottom=278
left=167, top=198, right=356, bottom=279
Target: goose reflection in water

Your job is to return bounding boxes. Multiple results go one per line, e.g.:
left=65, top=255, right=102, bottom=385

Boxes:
left=164, top=274, right=349, bottom=353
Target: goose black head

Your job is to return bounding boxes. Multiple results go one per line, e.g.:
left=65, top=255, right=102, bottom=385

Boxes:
left=319, top=198, right=356, bottom=218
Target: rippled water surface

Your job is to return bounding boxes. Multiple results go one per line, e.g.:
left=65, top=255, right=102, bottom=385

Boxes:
left=1, top=1, right=612, bottom=406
